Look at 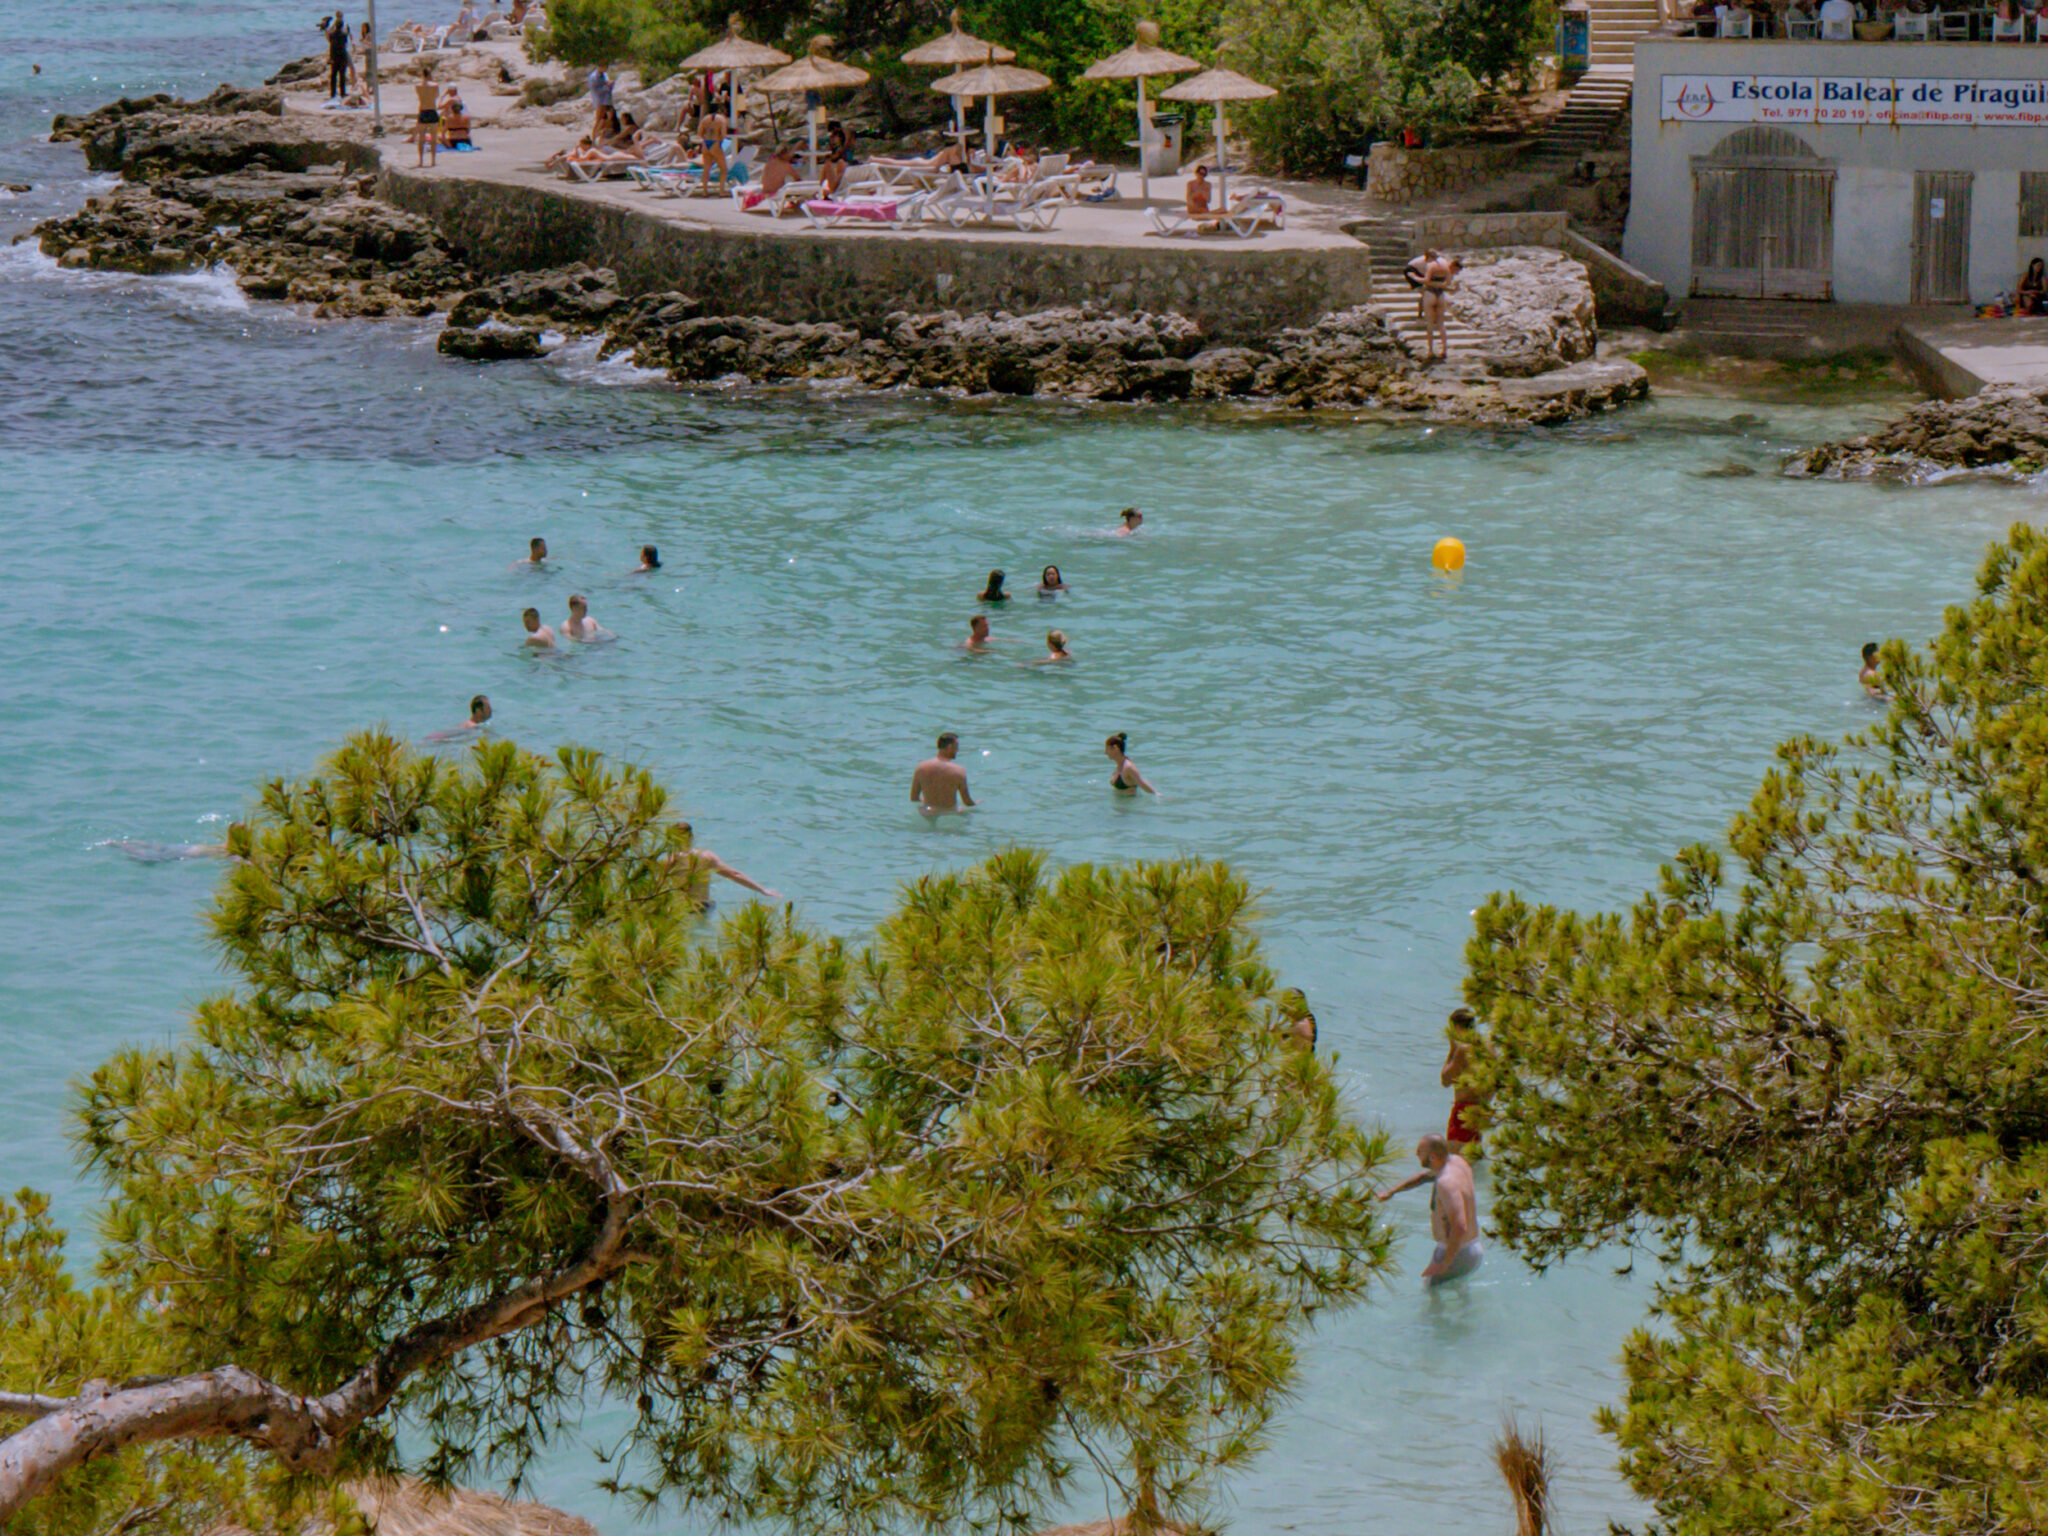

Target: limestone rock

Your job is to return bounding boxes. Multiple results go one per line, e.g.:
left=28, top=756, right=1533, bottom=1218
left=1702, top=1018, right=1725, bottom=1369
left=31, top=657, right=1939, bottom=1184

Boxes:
left=1446, top=247, right=1599, bottom=378
left=1784, top=385, right=2048, bottom=479
left=50, top=83, right=282, bottom=143
left=439, top=321, right=547, bottom=360
left=66, top=108, right=373, bottom=179
left=446, top=265, right=627, bottom=330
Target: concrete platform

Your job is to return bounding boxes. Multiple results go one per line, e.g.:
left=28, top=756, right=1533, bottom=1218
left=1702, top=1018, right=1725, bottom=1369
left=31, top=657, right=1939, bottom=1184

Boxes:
left=1896, top=314, right=2048, bottom=399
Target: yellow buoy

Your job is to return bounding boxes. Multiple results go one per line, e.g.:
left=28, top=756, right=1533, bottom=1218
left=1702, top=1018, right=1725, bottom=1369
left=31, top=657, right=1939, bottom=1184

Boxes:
left=1432, top=536, right=1466, bottom=573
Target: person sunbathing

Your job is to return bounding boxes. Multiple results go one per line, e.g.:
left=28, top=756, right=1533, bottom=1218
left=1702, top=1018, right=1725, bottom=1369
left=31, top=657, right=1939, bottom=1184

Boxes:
left=439, top=90, right=472, bottom=147
left=757, top=143, right=796, bottom=195
left=606, top=111, right=646, bottom=153
left=998, top=147, right=1039, bottom=184
left=543, top=135, right=598, bottom=168
left=1185, top=164, right=1215, bottom=219
left=820, top=151, right=848, bottom=194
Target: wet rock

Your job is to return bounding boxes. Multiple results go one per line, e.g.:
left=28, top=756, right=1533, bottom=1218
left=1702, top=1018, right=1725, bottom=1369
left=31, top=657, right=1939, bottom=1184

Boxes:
left=439, top=321, right=547, bottom=360
left=1251, top=307, right=1409, bottom=405
left=445, top=264, right=626, bottom=329
left=65, top=108, right=373, bottom=180
left=1784, top=385, right=2048, bottom=478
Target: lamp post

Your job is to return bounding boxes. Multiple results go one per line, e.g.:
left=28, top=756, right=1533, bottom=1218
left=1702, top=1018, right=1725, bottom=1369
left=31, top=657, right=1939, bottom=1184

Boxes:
left=366, top=0, right=383, bottom=136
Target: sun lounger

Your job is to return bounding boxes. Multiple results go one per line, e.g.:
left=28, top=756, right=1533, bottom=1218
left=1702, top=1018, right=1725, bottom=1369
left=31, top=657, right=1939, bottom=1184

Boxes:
left=1146, top=196, right=1280, bottom=238
left=734, top=179, right=824, bottom=216
left=800, top=192, right=932, bottom=229
left=562, top=154, right=643, bottom=182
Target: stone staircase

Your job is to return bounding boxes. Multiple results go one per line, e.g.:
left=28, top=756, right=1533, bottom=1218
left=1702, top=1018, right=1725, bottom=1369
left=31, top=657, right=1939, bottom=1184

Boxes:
left=1522, top=69, right=1634, bottom=178
left=1587, top=0, right=1667, bottom=69
left=1350, top=213, right=1489, bottom=362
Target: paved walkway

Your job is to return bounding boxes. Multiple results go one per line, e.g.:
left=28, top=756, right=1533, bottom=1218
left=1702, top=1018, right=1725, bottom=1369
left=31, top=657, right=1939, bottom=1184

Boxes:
left=1897, top=313, right=2048, bottom=396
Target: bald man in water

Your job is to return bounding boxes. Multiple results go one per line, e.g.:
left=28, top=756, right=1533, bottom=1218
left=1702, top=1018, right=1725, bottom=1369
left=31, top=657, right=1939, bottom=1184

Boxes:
left=1379, top=1133, right=1482, bottom=1285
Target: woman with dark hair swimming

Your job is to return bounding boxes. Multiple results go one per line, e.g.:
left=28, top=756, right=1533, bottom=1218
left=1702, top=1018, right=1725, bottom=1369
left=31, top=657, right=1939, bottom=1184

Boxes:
left=1037, top=564, right=1068, bottom=596
left=1103, top=732, right=1156, bottom=794
left=977, top=570, right=1009, bottom=602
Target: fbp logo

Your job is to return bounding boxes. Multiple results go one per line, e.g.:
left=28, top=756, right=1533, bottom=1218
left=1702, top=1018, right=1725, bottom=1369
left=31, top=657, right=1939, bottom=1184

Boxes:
left=1673, top=81, right=1717, bottom=118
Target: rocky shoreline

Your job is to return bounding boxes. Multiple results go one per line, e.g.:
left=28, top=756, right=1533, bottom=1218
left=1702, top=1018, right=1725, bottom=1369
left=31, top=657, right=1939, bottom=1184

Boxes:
left=24, top=83, right=1649, bottom=423
left=1782, top=384, right=2048, bottom=479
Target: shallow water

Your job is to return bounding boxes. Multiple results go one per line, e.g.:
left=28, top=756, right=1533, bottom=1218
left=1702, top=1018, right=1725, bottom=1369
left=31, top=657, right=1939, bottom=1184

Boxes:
left=4, top=13, right=2043, bottom=1532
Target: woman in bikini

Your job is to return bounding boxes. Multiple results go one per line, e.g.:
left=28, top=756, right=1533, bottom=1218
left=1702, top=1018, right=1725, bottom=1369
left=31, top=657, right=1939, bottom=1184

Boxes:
left=1036, top=564, right=1068, bottom=596
left=410, top=68, right=441, bottom=167
left=1103, top=732, right=1156, bottom=795
left=1420, top=253, right=1461, bottom=362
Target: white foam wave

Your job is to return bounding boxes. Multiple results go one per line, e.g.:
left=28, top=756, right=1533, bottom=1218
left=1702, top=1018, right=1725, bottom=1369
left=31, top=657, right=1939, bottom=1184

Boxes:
left=0, top=240, right=249, bottom=312
left=542, top=333, right=670, bottom=388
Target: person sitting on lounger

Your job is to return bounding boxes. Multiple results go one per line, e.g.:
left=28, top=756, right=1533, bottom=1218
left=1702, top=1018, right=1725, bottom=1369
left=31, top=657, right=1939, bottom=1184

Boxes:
left=758, top=143, right=797, bottom=195
left=826, top=119, right=858, bottom=165
left=998, top=147, right=1039, bottom=184
left=543, top=135, right=597, bottom=168
left=820, top=149, right=849, bottom=194
left=1185, top=164, right=1214, bottom=220
left=606, top=110, right=646, bottom=153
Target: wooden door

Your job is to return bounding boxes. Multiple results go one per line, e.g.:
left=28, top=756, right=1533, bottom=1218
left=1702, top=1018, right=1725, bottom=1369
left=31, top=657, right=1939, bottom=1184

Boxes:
left=1691, top=163, right=1835, bottom=299
left=1912, top=171, right=1973, bottom=305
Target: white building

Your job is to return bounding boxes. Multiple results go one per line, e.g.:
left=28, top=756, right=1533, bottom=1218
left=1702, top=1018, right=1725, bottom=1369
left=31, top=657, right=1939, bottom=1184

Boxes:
left=1627, top=38, right=2048, bottom=304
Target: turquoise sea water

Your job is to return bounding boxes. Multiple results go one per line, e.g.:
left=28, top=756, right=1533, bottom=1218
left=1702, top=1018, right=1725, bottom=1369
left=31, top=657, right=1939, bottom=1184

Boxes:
left=4, top=12, right=2044, bottom=1532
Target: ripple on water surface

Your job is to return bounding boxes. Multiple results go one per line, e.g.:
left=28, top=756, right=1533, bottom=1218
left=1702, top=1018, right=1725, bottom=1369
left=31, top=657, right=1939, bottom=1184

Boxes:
left=4, top=125, right=2042, bottom=1536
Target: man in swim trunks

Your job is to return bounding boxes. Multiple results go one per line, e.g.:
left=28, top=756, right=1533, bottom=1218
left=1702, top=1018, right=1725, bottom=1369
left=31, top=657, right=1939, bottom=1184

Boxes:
left=1442, top=1006, right=1489, bottom=1158
left=1859, top=641, right=1887, bottom=700
left=521, top=607, right=556, bottom=648
left=911, top=732, right=976, bottom=815
left=1378, top=1135, right=1482, bottom=1285
left=962, top=615, right=994, bottom=652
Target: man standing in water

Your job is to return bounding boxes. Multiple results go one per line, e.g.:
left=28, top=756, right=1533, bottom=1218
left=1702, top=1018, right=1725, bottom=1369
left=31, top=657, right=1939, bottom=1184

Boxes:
left=1860, top=641, right=1887, bottom=700
left=911, top=732, right=976, bottom=815
left=520, top=536, right=549, bottom=568
left=961, top=615, right=994, bottom=652
left=1379, top=1134, right=1482, bottom=1285
left=321, top=12, right=351, bottom=101
left=521, top=608, right=556, bottom=648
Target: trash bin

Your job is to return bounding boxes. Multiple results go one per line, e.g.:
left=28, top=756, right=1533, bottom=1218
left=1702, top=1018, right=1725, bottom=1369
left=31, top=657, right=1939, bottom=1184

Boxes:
left=1143, top=112, right=1182, bottom=177
left=1557, top=2, right=1590, bottom=77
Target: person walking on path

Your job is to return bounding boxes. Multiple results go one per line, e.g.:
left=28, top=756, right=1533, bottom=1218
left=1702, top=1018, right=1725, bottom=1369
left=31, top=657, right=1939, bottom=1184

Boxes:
left=911, top=732, right=976, bottom=815
left=587, top=65, right=614, bottom=132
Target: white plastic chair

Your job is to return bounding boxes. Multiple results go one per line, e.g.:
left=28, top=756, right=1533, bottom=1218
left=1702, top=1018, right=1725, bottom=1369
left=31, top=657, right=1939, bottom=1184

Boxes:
left=1819, top=13, right=1853, bottom=35
left=1892, top=11, right=1930, bottom=36
left=1991, top=11, right=2026, bottom=36
left=1717, top=6, right=1755, bottom=35
left=1786, top=9, right=1820, bottom=34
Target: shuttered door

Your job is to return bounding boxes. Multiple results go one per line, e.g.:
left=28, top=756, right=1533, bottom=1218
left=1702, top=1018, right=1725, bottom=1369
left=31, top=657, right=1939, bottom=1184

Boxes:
left=1691, top=163, right=1835, bottom=299
left=1912, top=171, right=1974, bottom=304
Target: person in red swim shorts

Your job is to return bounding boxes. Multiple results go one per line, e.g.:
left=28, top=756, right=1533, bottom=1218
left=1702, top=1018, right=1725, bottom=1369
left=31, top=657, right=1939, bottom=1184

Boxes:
left=1441, top=1007, right=1488, bottom=1159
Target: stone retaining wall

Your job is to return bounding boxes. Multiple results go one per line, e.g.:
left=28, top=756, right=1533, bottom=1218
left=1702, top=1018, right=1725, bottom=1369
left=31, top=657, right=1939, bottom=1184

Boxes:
left=1367, top=141, right=1529, bottom=205
left=1560, top=230, right=1669, bottom=328
left=379, top=171, right=1376, bottom=344
left=1410, top=211, right=1569, bottom=251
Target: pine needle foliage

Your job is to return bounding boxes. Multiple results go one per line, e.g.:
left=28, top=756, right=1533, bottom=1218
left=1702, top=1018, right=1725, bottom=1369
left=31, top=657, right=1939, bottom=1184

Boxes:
left=1464, top=524, right=2048, bottom=1536
left=5, top=733, right=1389, bottom=1536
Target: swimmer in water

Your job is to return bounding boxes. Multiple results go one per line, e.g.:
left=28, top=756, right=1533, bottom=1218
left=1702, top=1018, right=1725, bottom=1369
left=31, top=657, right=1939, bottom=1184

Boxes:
left=661, top=826, right=781, bottom=905
left=978, top=570, right=1010, bottom=603
left=1037, top=564, right=1068, bottom=596
left=562, top=594, right=609, bottom=641
left=113, top=839, right=235, bottom=862
left=1103, top=731, right=1156, bottom=795
left=522, top=607, right=556, bottom=648
left=1114, top=508, right=1143, bottom=536
left=1859, top=641, right=1887, bottom=700
left=962, top=614, right=996, bottom=652
left=634, top=544, right=660, bottom=573
left=1276, top=988, right=1317, bottom=1051
left=911, top=732, right=976, bottom=815
left=519, top=536, right=549, bottom=568
left=424, top=694, right=492, bottom=743
left=1379, top=1134, right=1483, bottom=1286
left=1027, top=629, right=1071, bottom=665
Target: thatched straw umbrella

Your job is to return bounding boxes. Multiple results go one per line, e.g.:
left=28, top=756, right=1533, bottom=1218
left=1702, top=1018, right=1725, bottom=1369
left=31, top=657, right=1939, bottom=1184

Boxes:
left=929, top=49, right=1050, bottom=211
left=902, top=9, right=1016, bottom=152
left=1159, top=65, right=1275, bottom=207
left=678, top=13, right=791, bottom=137
left=754, top=35, right=871, bottom=175
left=1080, top=20, right=1201, bottom=201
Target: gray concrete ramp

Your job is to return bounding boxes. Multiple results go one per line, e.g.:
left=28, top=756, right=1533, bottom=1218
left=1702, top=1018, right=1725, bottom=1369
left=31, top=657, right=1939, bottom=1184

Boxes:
left=1897, top=315, right=2048, bottom=399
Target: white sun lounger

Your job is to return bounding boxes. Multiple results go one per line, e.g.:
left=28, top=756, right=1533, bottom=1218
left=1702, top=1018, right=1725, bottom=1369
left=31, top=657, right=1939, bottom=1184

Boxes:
left=733, top=179, right=825, bottom=216
left=799, top=191, right=932, bottom=229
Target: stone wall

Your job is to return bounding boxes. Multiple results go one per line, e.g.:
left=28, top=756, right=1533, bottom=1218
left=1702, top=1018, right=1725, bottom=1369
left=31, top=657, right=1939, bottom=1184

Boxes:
left=1367, top=141, right=1530, bottom=205
left=379, top=171, right=1377, bottom=344
left=1560, top=230, right=1669, bottom=328
left=1410, top=211, right=1569, bottom=251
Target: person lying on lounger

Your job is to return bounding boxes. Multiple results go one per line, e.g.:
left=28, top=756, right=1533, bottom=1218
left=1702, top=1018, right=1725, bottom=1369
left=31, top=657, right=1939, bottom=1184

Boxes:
left=758, top=143, right=796, bottom=195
